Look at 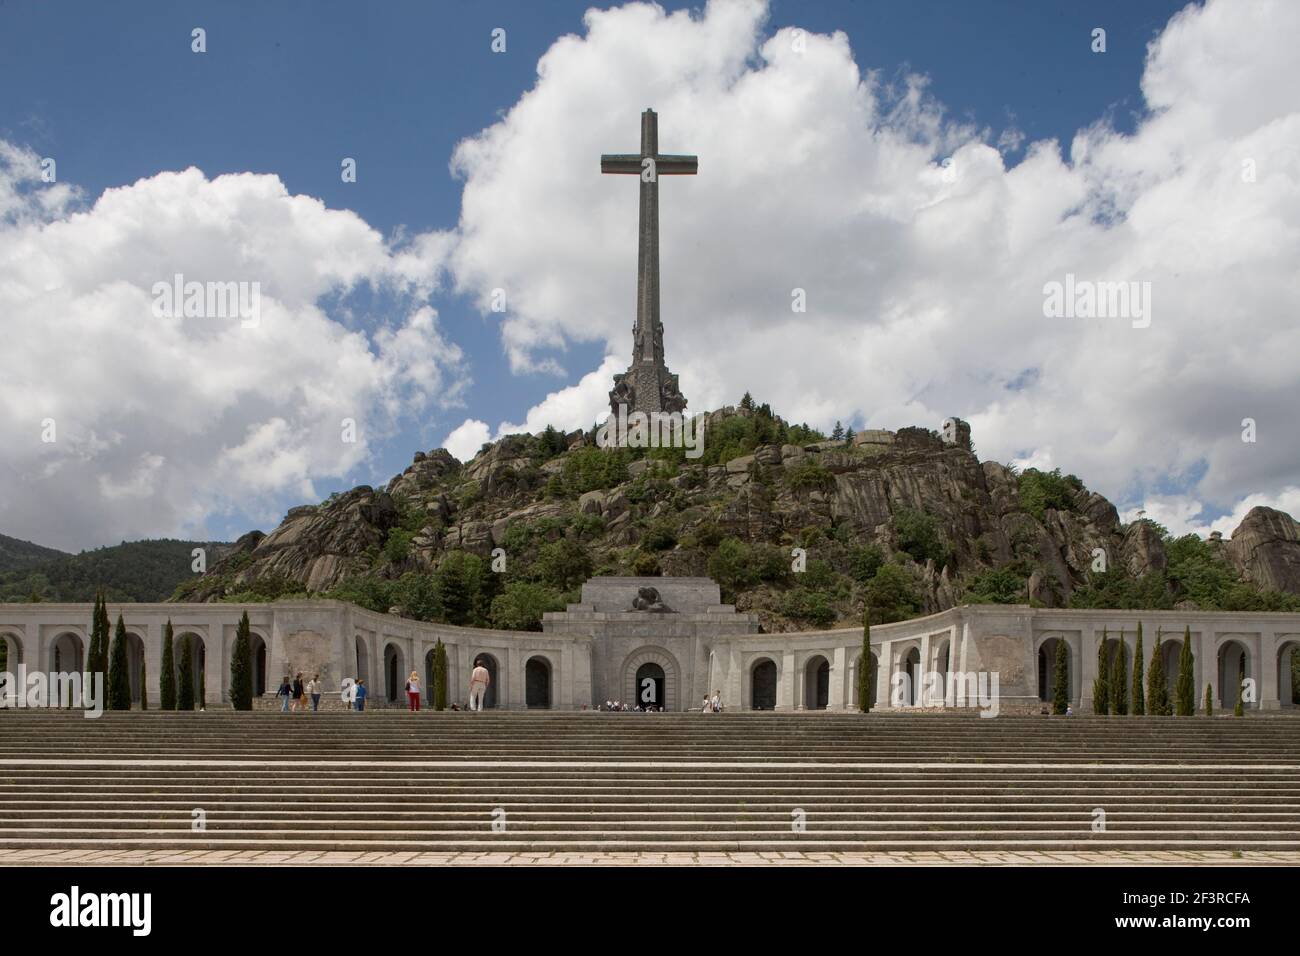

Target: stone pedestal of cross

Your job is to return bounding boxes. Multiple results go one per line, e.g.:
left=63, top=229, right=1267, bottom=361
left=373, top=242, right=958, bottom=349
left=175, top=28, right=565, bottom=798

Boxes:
left=601, top=109, right=695, bottom=416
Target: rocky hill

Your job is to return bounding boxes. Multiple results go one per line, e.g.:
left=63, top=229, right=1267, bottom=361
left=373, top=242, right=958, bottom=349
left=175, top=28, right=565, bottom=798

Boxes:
left=174, top=404, right=1300, bottom=630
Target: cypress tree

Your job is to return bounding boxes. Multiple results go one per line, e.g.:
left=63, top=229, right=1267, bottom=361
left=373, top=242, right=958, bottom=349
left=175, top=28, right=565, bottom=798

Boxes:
left=1110, top=636, right=1128, bottom=716
left=198, top=670, right=206, bottom=710
left=1234, top=679, right=1244, bottom=717
left=95, top=596, right=111, bottom=684
left=1131, top=621, right=1145, bottom=716
left=229, top=611, right=253, bottom=711
left=1147, top=630, right=1170, bottom=716
left=1204, top=683, right=1213, bottom=717
left=108, top=615, right=131, bottom=710
left=160, top=620, right=176, bottom=711
left=1175, top=625, right=1195, bottom=716
left=859, top=608, right=873, bottom=713
left=432, top=639, right=448, bottom=711
left=86, top=592, right=102, bottom=680
left=1093, top=629, right=1110, bottom=715
left=139, top=659, right=148, bottom=711
left=177, top=636, right=195, bottom=711
left=1051, top=639, right=1069, bottom=715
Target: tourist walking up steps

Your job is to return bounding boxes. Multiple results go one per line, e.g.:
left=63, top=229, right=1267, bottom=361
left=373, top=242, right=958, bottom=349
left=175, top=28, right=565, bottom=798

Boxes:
left=406, top=670, right=421, bottom=712
left=290, top=672, right=305, bottom=712
left=307, top=674, right=321, bottom=712
left=354, top=679, right=368, bottom=712
left=469, top=659, right=490, bottom=712
left=276, top=676, right=291, bottom=713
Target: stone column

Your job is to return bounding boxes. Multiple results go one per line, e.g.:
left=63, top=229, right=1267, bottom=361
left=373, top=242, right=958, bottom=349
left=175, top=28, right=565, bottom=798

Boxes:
left=830, top=645, right=846, bottom=710
left=876, top=640, right=893, bottom=709
left=507, top=646, right=521, bottom=710
left=918, top=633, right=932, bottom=706
left=144, top=618, right=163, bottom=706
left=1201, top=630, right=1219, bottom=712
left=725, top=645, right=741, bottom=712
left=1261, top=631, right=1280, bottom=710
left=1079, top=627, right=1101, bottom=714
left=778, top=650, right=795, bottom=711
left=21, top=621, right=40, bottom=673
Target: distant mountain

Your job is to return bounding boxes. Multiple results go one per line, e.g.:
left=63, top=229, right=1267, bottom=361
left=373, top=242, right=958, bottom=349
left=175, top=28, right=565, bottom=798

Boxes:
left=0, top=539, right=233, bottom=603
left=0, top=533, right=67, bottom=574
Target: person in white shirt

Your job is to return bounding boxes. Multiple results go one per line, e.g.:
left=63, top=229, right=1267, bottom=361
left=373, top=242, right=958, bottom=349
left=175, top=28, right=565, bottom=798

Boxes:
left=701, top=696, right=712, bottom=713
left=711, top=690, right=722, bottom=713
left=468, top=659, right=491, bottom=711
left=307, top=674, right=322, bottom=712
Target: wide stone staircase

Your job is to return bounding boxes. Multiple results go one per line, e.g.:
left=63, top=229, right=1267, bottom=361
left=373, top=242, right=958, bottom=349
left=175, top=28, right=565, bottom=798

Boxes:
left=1, top=711, right=1298, bottom=852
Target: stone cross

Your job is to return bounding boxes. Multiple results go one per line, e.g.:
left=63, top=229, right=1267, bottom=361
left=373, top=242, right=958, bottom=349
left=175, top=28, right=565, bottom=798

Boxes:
left=601, top=109, right=697, bottom=368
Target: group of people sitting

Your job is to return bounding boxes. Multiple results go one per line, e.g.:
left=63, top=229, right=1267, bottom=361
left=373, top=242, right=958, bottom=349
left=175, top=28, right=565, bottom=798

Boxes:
left=593, top=690, right=724, bottom=713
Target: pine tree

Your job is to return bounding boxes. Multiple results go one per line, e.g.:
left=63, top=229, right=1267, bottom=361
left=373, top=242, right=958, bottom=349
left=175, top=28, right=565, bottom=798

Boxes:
left=139, top=659, right=148, bottom=711
left=1234, top=679, right=1244, bottom=717
left=1175, top=625, right=1195, bottom=716
left=1110, top=636, right=1128, bottom=716
left=845, top=426, right=855, bottom=442
left=858, top=608, right=873, bottom=713
left=177, top=636, right=195, bottom=711
left=229, top=611, right=253, bottom=711
left=1093, top=630, right=1110, bottom=714
left=1204, top=683, right=1213, bottom=717
left=1051, top=639, right=1070, bottom=715
left=432, top=639, right=448, bottom=711
left=831, top=421, right=845, bottom=441
left=740, top=392, right=755, bottom=411
left=1131, top=621, right=1145, bottom=716
left=1147, top=630, right=1170, bottom=716
left=108, top=615, right=131, bottom=710
left=160, top=620, right=176, bottom=711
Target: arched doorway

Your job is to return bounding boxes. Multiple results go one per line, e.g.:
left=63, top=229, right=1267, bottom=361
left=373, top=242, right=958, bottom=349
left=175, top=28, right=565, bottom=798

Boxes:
left=1219, top=640, right=1249, bottom=711
left=354, top=636, right=370, bottom=684
left=249, top=632, right=268, bottom=697
left=1037, top=637, right=1071, bottom=706
left=1160, top=637, right=1181, bottom=702
left=931, top=640, right=951, bottom=706
left=49, top=631, right=84, bottom=675
left=384, top=643, right=405, bottom=703
left=751, top=658, right=777, bottom=711
left=0, top=631, right=22, bottom=674
left=425, top=648, right=437, bottom=706
left=525, top=657, right=552, bottom=709
left=803, top=655, right=830, bottom=710
left=474, top=653, right=499, bottom=709
left=903, top=647, right=921, bottom=707
left=122, top=630, right=146, bottom=704
left=635, top=662, right=665, bottom=709
left=1278, top=641, right=1300, bottom=709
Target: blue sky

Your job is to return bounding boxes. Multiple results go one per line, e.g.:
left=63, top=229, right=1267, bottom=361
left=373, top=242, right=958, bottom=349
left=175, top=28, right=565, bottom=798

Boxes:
left=7, top=0, right=1295, bottom=550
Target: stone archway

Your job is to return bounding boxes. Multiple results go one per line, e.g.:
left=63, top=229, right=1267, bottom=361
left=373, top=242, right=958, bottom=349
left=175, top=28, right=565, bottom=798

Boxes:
left=473, top=653, right=499, bottom=709
left=384, top=643, right=405, bottom=703
left=930, top=639, right=952, bottom=706
left=1160, top=636, right=1181, bottom=702
left=122, top=630, right=147, bottom=704
left=751, top=658, right=777, bottom=711
left=0, top=630, right=22, bottom=674
left=354, top=636, right=369, bottom=684
left=526, top=656, right=552, bottom=709
left=623, top=647, right=681, bottom=712
left=1036, top=636, right=1073, bottom=706
left=248, top=631, right=268, bottom=697
left=1219, top=639, right=1250, bottom=710
left=902, top=647, right=921, bottom=707
left=803, top=655, right=830, bottom=710
left=48, top=631, right=84, bottom=675
left=635, top=662, right=665, bottom=709
left=1278, top=640, right=1300, bottom=709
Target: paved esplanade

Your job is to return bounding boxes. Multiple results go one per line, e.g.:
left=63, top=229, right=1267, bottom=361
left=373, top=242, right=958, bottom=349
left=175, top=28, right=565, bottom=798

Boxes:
left=602, top=108, right=693, bottom=417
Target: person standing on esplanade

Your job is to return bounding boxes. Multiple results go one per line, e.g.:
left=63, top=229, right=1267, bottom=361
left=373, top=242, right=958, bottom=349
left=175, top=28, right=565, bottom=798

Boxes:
left=290, top=672, right=305, bottom=713
left=406, top=670, right=421, bottom=712
left=307, top=673, right=322, bottom=712
left=276, top=676, right=291, bottom=713
left=354, top=679, right=368, bottom=712
left=469, top=659, right=490, bottom=712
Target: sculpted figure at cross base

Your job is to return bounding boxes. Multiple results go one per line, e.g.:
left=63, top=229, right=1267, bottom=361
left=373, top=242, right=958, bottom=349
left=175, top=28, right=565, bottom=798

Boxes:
left=631, top=586, right=671, bottom=613
left=609, top=375, right=635, bottom=411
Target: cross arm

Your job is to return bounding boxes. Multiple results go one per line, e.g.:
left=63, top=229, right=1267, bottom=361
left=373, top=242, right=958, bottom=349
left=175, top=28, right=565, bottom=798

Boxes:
left=655, top=154, right=698, bottom=175
left=601, top=154, right=642, bottom=174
